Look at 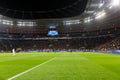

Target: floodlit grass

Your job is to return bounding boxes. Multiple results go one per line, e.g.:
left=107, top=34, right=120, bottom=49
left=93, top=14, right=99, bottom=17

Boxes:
left=0, top=52, right=120, bottom=80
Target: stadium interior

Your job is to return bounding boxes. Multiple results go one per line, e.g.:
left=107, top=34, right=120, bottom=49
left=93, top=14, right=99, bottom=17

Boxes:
left=1, top=0, right=120, bottom=80
left=0, top=0, right=120, bottom=52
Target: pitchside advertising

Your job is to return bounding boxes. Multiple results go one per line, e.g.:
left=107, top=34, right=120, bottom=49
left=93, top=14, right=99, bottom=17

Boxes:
left=112, top=50, right=120, bottom=54
left=106, top=50, right=120, bottom=54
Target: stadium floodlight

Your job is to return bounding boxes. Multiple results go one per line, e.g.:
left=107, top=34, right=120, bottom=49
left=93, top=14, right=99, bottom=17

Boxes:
left=99, top=3, right=104, bottom=8
left=84, top=17, right=92, bottom=23
left=112, top=0, right=120, bottom=6
left=17, top=21, right=36, bottom=27
left=64, top=20, right=80, bottom=25
left=108, top=6, right=113, bottom=9
left=64, top=21, right=71, bottom=25
left=84, top=19, right=90, bottom=23
left=2, top=20, right=13, bottom=26
left=95, top=11, right=106, bottom=19
left=99, top=1, right=104, bottom=8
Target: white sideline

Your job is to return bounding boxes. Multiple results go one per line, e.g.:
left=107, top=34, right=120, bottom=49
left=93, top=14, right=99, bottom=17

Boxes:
left=7, top=57, right=56, bottom=80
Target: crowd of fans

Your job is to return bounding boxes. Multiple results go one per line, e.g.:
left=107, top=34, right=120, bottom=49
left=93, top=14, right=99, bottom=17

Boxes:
left=96, top=37, right=120, bottom=51
left=0, top=27, right=119, bottom=52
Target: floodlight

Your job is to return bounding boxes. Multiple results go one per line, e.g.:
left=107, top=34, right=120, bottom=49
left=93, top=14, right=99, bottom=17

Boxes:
left=99, top=2, right=104, bottom=8
left=84, top=17, right=92, bottom=23
left=112, top=0, right=120, bottom=6
left=95, top=11, right=106, bottom=19
left=108, top=6, right=113, bottom=9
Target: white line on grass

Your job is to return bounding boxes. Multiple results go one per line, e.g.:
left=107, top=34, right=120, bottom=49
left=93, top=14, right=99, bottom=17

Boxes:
left=7, top=57, right=56, bottom=80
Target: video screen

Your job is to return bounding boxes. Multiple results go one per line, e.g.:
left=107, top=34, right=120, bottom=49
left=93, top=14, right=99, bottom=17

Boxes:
left=48, top=30, right=58, bottom=36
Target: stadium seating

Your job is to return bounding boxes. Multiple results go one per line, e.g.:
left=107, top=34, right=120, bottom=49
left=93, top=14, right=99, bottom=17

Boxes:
left=0, top=26, right=119, bottom=52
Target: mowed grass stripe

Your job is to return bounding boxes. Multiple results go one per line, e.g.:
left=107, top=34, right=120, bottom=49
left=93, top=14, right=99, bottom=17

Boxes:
left=0, top=53, right=58, bottom=80
left=80, top=53, right=120, bottom=75
left=0, top=53, right=55, bottom=62
left=1, top=52, right=120, bottom=80
left=7, top=57, right=56, bottom=80
left=13, top=53, right=120, bottom=80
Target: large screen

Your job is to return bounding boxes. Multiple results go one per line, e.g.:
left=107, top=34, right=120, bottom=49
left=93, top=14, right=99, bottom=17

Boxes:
left=48, top=30, right=58, bottom=36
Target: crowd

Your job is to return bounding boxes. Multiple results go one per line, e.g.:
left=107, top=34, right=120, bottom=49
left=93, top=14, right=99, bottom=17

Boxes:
left=0, top=27, right=119, bottom=52
left=96, top=37, right=120, bottom=51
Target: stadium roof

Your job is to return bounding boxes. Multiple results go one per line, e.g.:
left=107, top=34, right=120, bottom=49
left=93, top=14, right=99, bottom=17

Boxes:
left=0, top=0, right=88, bottom=19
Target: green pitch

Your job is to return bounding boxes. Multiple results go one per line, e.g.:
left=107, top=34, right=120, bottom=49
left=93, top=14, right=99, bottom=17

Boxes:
left=0, top=52, right=120, bottom=80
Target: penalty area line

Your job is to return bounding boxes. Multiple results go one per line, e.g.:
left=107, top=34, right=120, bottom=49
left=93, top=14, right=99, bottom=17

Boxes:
left=7, top=57, right=56, bottom=80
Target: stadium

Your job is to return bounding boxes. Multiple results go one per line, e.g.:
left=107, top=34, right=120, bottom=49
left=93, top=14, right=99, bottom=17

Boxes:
left=0, top=0, right=120, bottom=80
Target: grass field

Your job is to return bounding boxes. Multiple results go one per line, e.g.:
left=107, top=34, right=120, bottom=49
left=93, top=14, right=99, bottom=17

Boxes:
left=0, top=52, right=120, bottom=80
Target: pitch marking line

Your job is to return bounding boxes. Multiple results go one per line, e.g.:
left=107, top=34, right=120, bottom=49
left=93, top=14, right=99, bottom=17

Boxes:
left=7, top=57, right=56, bottom=80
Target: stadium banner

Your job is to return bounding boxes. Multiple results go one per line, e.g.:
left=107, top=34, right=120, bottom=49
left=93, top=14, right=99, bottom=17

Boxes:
left=112, top=50, right=120, bottom=54
left=106, top=50, right=120, bottom=54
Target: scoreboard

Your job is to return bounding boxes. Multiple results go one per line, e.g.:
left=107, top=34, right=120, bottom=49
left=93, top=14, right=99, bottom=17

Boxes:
left=47, top=23, right=59, bottom=36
